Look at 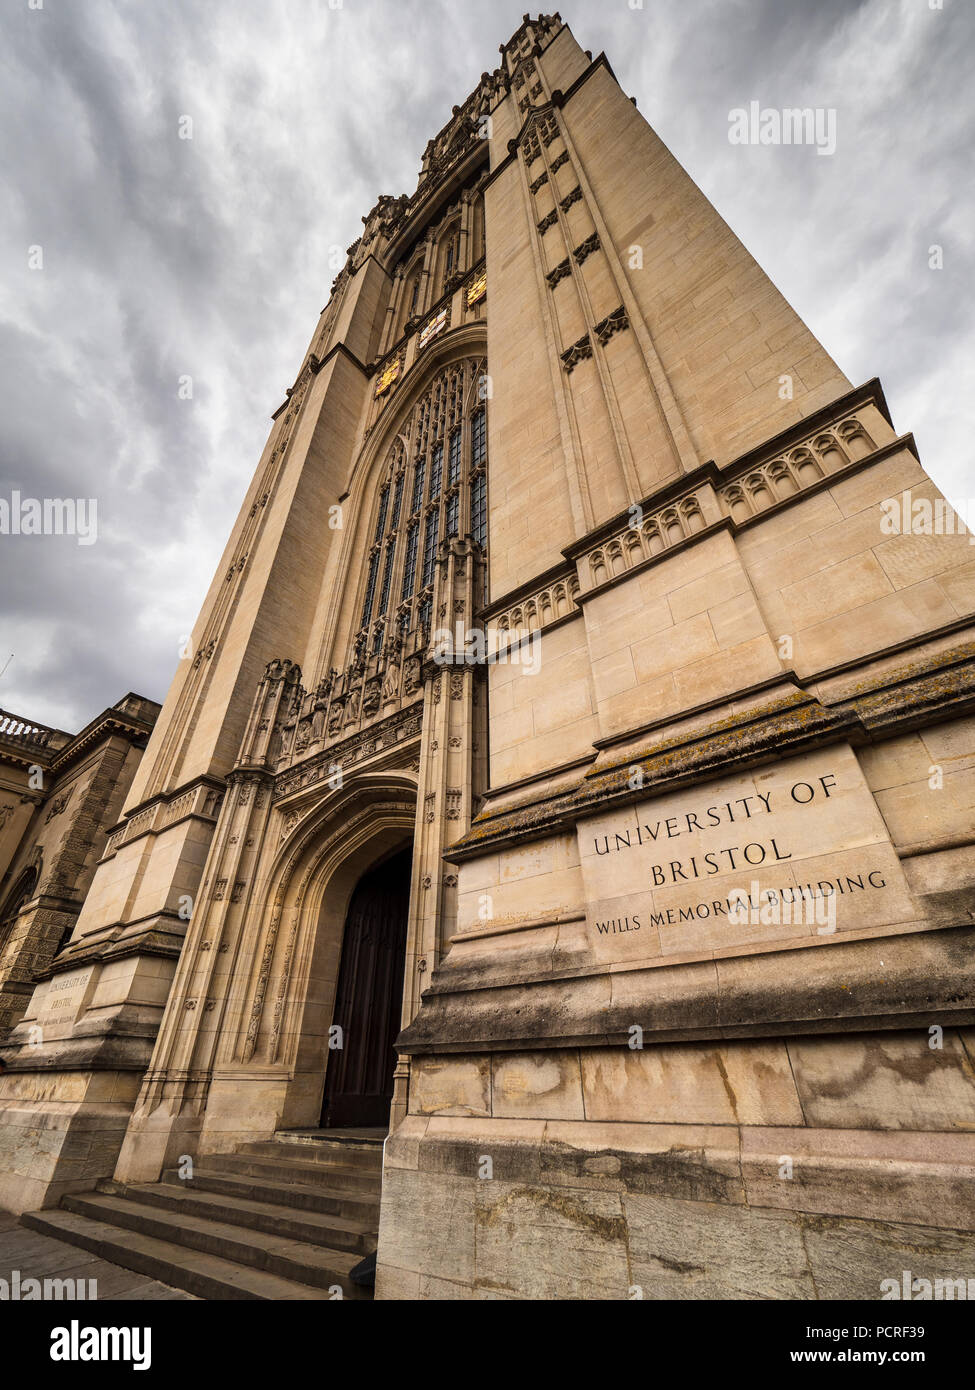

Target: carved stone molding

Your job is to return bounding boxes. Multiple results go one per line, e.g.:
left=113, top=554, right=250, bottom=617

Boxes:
left=719, top=415, right=876, bottom=523
left=576, top=410, right=881, bottom=599
left=560, top=333, right=592, bottom=373
left=448, top=641, right=975, bottom=864
left=488, top=573, right=581, bottom=638
left=583, top=491, right=709, bottom=591
left=594, top=305, right=628, bottom=345
left=274, top=705, right=423, bottom=802
left=573, top=232, right=600, bottom=265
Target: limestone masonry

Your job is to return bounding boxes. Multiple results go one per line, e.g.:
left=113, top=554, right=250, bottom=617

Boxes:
left=2, top=14, right=974, bottom=1301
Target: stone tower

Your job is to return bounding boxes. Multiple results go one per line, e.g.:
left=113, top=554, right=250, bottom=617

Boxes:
left=2, top=14, right=974, bottom=1302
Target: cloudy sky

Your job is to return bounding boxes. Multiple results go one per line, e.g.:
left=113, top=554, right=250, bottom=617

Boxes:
left=1, top=0, right=972, bottom=732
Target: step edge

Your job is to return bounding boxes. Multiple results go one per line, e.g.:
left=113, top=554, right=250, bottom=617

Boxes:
left=21, top=1209, right=344, bottom=1301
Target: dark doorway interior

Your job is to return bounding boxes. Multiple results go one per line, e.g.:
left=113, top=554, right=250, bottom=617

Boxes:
left=320, top=846, right=411, bottom=1128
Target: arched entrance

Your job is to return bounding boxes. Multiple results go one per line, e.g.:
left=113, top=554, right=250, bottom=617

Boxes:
left=320, top=845, right=412, bottom=1128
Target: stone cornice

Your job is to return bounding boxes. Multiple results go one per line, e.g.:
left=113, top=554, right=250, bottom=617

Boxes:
left=397, top=922, right=975, bottom=1056
left=560, top=379, right=891, bottom=564
left=98, top=774, right=227, bottom=859
left=36, top=910, right=187, bottom=979
left=725, top=376, right=893, bottom=469
left=271, top=341, right=370, bottom=419
left=478, top=556, right=576, bottom=621
left=445, top=641, right=975, bottom=861
left=47, top=709, right=157, bottom=776
left=0, top=702, right=158, bottom=776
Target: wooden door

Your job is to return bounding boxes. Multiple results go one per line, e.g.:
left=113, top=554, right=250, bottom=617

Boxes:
left=320, top=847, right=411, bottom=1128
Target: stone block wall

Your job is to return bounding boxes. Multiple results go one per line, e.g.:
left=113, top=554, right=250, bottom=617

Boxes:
left=377, top=1030, right=975, bottom=1299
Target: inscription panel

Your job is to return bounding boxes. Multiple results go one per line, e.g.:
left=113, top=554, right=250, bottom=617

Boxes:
left=33, top=968, right=95, bottom=1036
left=578, top=745, right=917, bottom=964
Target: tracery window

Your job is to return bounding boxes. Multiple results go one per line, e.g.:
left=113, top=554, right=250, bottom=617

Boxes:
left=470, top=407, right=487, bottom=549
left=401, top=521, right=419, bottom=599
left=410, top=457, right=426, bottom=514
left=471, top=472, right=487, bottom=548
left=351, top=357, right=488, bottom=656
left=440, top=223, right=460, bottom=290
left=360, top=549, right=381, bottom=629
left=421, top=510, right=440, bottom=588
left=0, top=865, right=38, bottom=954
left=448, top=428, right=462, bottom=485
left=471, top=408, right=486, bottom=468
left=374, top=485, right=390, bottom=542
left=430, top=441, right=443, bottom=500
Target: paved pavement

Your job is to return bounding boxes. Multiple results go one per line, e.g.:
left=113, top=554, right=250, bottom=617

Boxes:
left=0, top=1211, right=196, bottom=1300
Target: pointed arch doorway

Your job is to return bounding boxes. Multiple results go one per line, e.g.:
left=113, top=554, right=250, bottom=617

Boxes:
left=320, top=845, right=412, bottom=1128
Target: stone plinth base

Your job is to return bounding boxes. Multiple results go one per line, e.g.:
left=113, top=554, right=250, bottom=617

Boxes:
left=0, top=1069, right=141, bottom=1215
left=376, top=1033, right=975, bottom=1299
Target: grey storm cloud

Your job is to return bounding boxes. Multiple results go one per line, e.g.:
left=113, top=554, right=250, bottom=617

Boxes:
left=1, top=0, right=973, bottom=732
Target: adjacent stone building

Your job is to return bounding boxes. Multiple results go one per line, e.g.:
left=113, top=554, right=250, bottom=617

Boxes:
left=0, top=695, right=159, bottom=1044
left=3, top=14, right=974, bottom=1299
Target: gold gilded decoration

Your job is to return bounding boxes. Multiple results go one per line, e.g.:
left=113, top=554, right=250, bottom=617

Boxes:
left=374, top=355, right=402, bottom=397
left=418, top=307, right=449, bottom=351
left=466, top=270, right=487, bottom=307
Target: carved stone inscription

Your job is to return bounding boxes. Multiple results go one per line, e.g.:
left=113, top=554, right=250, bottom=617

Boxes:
left=578, top=745, right=917, bottom=963
left=34, top=969, right=94, bottom=1032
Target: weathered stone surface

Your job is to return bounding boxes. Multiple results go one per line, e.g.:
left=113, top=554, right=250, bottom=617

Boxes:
left=625, top=1192, right=816, bottom=1300
left=801, top=1213, right=975, bottom=1301
left=474, top=1180, right=629, bottom=1300
left=410, top=1056, right=491, bottom=1117
left=492, top=1051, right=585, bottom=1120
left=787, top=1030, right=975, bottom=1130
left=741, top=1125, right=975, bottom=1231
left=580, top=1040, right=804, bottom=1126
left=376, top=1168, right=475, bottom=1285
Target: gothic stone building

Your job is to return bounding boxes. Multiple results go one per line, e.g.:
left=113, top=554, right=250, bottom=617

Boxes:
left=2, top=15, right=975, bottom=1301
left=0, top=696, right=159, bottom=1044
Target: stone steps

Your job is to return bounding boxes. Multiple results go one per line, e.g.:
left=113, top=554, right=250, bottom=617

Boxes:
left=20, top=1209, right=343, bottom=1301
left=240, top=1137, right=385, bottom=1168
left=210, top=1151, right=382, bottom=1193
left=97, top=1178, right=376, bottom=1255
left=164, top=1166, right=381, bottom=1223
left=21, top=1133, right=385, bottom=1301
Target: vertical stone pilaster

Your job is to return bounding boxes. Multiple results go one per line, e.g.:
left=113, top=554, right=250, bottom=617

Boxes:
left=391, top=536, right=485, bottom=1128
left=113, top=662, right=300, bottom=1182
